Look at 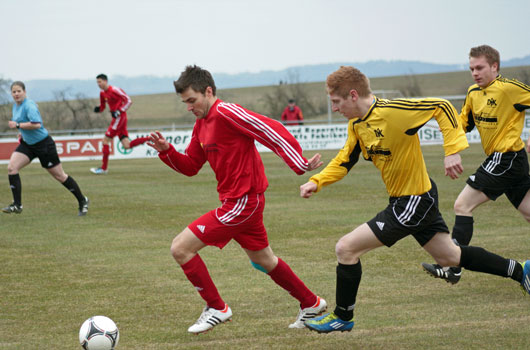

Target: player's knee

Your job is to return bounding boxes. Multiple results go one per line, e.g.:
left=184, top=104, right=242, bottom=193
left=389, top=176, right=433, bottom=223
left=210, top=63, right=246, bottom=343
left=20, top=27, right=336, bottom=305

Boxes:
left=335, top=238, right=354, bottom=260
left=453, top=198, right=471, bottom=216
left=7, top=164, right=17, bottom=174
left=170, top=239, right=187, bottom=263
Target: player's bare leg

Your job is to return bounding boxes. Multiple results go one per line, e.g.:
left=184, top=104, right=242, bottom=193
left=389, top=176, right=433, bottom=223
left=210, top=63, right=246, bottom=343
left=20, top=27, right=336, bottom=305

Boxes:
left=517, top=189, right=530, bottom=222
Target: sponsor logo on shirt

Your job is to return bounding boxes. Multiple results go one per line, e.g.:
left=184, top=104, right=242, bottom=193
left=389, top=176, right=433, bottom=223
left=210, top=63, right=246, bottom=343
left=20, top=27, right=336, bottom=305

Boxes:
left=487, top=98, right=497, bottom=107
left=197, top=225, right=205, bottom=233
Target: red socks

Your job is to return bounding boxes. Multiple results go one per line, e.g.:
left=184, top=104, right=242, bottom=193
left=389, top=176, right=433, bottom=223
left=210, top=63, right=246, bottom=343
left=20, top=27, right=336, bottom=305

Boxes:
left=180, top=254, right=225, bottom=310
left=180, top=255, right=316, bottom=310
left=267, top=258, right=317, bottom=308
left=129, top=137, right=149, bottom=148
left=101, top=144, right=110, bottom=170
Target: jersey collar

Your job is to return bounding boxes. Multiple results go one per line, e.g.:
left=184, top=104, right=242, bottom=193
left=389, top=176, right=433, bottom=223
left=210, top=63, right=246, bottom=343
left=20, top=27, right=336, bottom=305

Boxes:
left=361, top=96, right=378, bottom=121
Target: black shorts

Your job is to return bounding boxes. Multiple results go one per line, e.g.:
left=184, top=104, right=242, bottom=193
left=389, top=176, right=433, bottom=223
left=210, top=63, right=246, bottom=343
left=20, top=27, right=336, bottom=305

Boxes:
left=466, top=149, right=530, bottom=208
left=367, top=180, right=449, bottom=247
left=15, top=136, right=61, bottom=169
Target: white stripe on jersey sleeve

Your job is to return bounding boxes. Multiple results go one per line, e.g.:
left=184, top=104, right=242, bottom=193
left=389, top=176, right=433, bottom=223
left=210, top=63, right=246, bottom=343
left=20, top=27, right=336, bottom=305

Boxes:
left=218, top=102, right=308, bottom=172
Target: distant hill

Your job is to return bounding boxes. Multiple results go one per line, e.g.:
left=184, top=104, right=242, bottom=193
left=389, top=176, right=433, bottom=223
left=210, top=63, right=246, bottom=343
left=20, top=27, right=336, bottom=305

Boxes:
left=13, top=55, right=530, bottom=102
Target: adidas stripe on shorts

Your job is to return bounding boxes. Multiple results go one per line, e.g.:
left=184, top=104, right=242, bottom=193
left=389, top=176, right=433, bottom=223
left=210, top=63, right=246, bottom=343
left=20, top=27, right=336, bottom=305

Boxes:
left=367, top=180, right=449, bottom=247
left=188, top=193, right=269, bottom=251
left=466, top=148, right=530, bottom=208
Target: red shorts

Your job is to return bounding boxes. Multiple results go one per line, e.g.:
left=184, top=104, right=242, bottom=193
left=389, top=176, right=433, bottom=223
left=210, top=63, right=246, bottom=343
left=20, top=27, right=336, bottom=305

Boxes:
left=188, top=193, right=268, bottom=251
left=105, top=113, right=129, bottom=139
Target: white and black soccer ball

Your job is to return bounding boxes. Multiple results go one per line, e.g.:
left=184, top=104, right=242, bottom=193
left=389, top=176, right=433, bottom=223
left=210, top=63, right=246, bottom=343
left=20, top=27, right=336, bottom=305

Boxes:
left=79, top=316, right=119, bottom=350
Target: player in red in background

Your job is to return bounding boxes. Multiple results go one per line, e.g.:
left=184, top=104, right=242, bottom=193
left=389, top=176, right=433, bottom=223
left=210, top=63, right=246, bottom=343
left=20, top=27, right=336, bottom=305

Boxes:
left=90, top=74, right=149, bottom=174
left=147, top=65, right=326, bottom=334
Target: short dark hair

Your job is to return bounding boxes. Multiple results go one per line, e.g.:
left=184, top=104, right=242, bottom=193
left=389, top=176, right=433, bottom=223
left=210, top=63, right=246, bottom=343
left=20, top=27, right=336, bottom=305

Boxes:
left=11, top=81, right=26, bottom=91
left=96, top=74, right=108, bottom=81
left=469, top=45, right=500, bottom=70
left=174, top=65, right=216, bottom=95
left=288, top=99, right=295, bottom=103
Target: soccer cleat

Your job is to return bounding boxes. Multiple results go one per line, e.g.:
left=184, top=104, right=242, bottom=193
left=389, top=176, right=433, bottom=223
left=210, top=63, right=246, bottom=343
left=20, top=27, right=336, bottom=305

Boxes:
left=289, top=296, right=327, bottom=329
left=2, top=203, right=23, bottom=214
left=187, top=304, right=232, bottom=334
left=521, top=260, right=530, bottom=295
left=421, top=263, right=461, bottom=285
left=90, top=167, right=108, bottom=175
left=304, top=312, right=354, bottom=333
left=78, top=197, right=89, bottom=216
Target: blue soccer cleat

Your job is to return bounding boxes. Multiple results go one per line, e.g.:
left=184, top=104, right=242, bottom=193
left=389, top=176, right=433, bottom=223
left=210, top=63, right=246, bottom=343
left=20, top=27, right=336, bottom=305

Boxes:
left=304, top=312, right=354, bottom=333
left=521, top=260, right=530, bottom=295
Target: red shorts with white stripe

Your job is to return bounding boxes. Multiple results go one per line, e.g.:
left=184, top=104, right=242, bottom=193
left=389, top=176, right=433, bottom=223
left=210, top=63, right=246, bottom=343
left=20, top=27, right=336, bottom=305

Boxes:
left=105, top=113, right=129, bottom=139
left=188, top=193, right=268, bottom=251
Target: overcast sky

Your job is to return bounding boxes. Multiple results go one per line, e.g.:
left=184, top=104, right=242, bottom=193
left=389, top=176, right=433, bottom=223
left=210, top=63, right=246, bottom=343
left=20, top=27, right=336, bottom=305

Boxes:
left=2, top=0, right=529, bottom=81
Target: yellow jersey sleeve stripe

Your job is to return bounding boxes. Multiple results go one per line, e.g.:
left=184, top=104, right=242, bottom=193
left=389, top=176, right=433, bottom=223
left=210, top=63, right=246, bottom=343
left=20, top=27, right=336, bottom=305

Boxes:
left=375, top=100, right=458, bottom=128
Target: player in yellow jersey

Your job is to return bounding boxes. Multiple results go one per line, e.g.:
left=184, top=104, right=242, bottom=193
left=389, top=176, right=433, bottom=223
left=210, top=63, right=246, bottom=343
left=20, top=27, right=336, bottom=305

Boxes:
left=423, top=45, right=530, bottom=285
left=300, top=66, right=530, bottom=334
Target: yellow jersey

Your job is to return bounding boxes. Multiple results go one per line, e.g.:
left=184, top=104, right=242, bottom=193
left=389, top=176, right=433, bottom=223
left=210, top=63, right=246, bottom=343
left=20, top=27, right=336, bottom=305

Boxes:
left=460, top=75, right=530, bottom=155
left=310, top=97, right=469, bottom=197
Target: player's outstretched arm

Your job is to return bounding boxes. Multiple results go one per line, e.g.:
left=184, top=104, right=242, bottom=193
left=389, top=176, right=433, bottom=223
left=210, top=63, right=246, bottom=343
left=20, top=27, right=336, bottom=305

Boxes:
left=444, top=153, right=463, bottom=179
left=300, top=181, right=318, bottom=198
left=147, top=131, right=170, bottom=152
left=526, top=136, right=530, bottom=153
left=307, top=153, right=323, bottom=171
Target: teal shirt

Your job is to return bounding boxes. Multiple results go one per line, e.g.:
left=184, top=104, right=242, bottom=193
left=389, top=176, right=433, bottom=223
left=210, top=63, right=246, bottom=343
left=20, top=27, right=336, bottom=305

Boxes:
left=12, top=98, right=48, bottom=145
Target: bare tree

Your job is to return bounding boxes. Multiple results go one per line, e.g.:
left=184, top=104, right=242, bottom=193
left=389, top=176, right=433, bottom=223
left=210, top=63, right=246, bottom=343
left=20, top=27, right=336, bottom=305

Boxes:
left=44, top=89, right=107, bottom=131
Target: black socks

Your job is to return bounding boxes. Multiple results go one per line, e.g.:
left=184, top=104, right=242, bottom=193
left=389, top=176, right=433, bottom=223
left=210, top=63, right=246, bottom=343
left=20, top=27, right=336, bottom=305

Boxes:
left=8, top=174, right=22, bottom=205
left=334, top=262, right=362, bottom=321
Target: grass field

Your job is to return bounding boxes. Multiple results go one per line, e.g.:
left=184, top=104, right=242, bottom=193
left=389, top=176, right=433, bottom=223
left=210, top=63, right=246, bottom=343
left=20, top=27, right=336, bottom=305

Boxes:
left=1, top=144, right=529, bottom=349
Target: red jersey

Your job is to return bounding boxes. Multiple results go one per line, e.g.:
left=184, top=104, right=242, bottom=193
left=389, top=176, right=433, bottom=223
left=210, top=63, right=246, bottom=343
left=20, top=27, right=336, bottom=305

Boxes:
left=159, top=99, right=310, bottom=200
left=281, top=105, right=304, bottom=125
left=98, top=85, right=132, bottom=114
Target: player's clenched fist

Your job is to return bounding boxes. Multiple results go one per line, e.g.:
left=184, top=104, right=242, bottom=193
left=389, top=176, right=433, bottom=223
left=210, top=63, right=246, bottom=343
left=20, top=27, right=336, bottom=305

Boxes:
left=300, top=181, right=317, bottom=198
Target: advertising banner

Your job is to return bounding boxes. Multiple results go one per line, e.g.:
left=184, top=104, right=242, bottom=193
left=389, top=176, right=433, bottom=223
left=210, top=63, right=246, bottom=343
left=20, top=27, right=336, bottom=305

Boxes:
left=1, top=117, right=529, bottom=164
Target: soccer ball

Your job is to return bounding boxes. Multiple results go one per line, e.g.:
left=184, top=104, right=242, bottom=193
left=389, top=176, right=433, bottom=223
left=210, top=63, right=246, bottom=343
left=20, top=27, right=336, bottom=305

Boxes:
left=79, top=316, right=119, bottom=350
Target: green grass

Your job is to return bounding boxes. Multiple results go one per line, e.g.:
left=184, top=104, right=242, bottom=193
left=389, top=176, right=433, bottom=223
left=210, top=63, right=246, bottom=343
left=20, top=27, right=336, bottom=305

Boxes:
left=1, top=143, right=529, bottom=349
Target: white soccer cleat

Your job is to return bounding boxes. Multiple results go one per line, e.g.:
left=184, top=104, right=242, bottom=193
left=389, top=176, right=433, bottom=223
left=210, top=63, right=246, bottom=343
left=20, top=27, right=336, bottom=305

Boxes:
left=187, top=304, right=232, bottom=334
left=90, top=167, right=108, bottom=175
left=288, top=296, right=327, bottom=329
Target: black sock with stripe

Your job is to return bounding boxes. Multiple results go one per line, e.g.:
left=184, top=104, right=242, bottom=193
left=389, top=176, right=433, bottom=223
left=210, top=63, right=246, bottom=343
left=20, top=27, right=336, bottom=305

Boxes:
left=460, top=245, right=522, bottom=282
left=334, top=261, right=362, bottom=321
